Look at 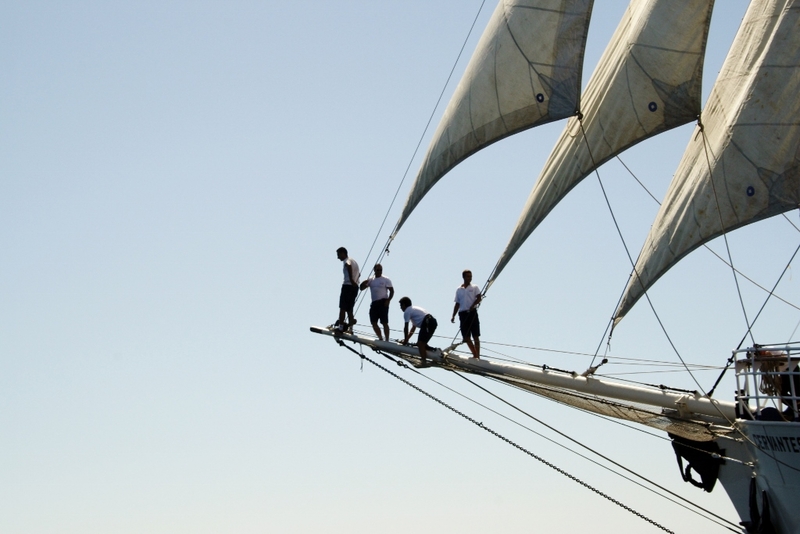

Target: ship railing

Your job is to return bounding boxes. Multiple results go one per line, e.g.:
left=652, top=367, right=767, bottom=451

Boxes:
left=734, top=344, right=800, bottom=422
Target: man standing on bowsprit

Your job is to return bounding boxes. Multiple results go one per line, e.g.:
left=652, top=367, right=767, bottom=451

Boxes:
left=451, top=269, right=481, bottom=359
left=335, top=247, right=359, bottom=332
left=360, top=263, right=394, bottom=340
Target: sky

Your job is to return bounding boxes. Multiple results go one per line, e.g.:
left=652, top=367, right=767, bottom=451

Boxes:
left=4, top=1, right=798, bottom=533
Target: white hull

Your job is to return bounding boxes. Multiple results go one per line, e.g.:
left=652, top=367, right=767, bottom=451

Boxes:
left=718, top=420, right=800, bottom=534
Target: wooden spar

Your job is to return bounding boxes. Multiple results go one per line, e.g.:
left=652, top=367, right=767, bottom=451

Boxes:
left=311, top=325, right=736, bottom=421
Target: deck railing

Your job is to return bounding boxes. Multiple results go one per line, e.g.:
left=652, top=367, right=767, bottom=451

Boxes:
left=735, top=344, right=800, bottom=421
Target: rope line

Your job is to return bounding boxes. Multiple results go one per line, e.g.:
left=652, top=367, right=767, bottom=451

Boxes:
left=359, top=0, right=488, bottom=278
left=398, top=354, right=740, bottom=530
left=574, top=120, right=713, bottom=404
left=697, top=122, right=753, bottom=348
left=616, top=155, right=800, bottom=313
left=334, top=340, right=676, bottom=533
left=451, top=372, right=742, bottom=531
left=353, top=0, right=488, bottom=318
left=735, top=242, right=800, bottom=351
left=358, top=325, right=731, bottom=375
left=616, top=153, right=800, bottom=400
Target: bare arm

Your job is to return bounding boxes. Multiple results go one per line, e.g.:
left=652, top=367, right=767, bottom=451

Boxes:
left=403, top=322, right=415, bottom=344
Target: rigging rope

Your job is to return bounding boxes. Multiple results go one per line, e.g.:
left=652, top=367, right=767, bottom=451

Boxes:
left=616, top=156, right=800, bottom=313
left=694, top=122, right=800, bottom=429
left=735, top=242, right=800, bottom=351
left=358, top=0, right=488, bottom=278
left=333, top=340, right=677, bottom=533
left=326, top=329, right=754, bottom=528
left=697, top=120, right=754, bottom=348
left=353, top=0, right=488, bottom=319
left=616, top=151, right=800, bottom=404
left=572, top=118, right=715, bottom=405
left=403, top=349, right=741, bottom=530
left=368, top=325, right=731, bottom=377
left=452, top=372, right=742, bottom=532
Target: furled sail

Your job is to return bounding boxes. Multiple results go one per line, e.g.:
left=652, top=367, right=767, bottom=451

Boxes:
left=489, top=0, right=715, bottom=285
left=392, top=0, right=594, bottom=236
left=615, top=0, right=800, bottom=321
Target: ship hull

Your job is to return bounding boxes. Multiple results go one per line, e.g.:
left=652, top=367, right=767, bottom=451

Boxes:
left=717, top=420, right=800, bottom=534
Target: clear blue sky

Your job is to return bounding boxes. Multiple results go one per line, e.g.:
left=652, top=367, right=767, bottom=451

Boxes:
left=5, top=1, right=798, bottom=532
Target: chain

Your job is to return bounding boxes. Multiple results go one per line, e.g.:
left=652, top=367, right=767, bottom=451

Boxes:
left=336, top=339, right=675, bottom=533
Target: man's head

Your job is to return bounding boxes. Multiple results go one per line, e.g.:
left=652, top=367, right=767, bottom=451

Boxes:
left=336, top=247, right=348, bottom=260
left=374, top=264, right=383, bottom=276
left=399, top=296, right=412, bottom=310
left=462, top=269, right=472, bottom=283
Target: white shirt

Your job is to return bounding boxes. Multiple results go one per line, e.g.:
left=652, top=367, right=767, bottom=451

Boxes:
left=403, top=305, right=428, bottom=327
left=454, top=284, right=481, bottom=312
left=342, top=257, right=360, bottom=285
left=364, top=276, right=393, bottom=301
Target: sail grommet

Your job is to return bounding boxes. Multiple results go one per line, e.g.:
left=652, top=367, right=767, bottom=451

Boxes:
left=747, top=186, right=755, bottom=197
left=536, top=93, right=545, bottom=103
left=648, top=101, right=658, bottom=112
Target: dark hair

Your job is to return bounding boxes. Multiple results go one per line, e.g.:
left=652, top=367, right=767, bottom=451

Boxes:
left=399, top=296, right=412, bottom=307
left=337, top=247, right=347, bottom=255
left=462, top=269, right=472, bottom=277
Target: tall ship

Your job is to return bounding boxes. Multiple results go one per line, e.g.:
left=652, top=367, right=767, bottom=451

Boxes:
left=313, top=1, right=800, bottom=531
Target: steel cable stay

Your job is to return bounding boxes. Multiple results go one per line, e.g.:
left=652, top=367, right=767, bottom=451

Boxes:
left=333, top=337, right=729, bottom=534
left=353, top=0, right=489, bottom=321
left=388, top=336, right=757, bottom=487
left=402, top=349, right=743, bottom=531
left=695, top=122, right=754, bottom=350
left=616, top=149, right=800, bottom=413
left=616, top=155, right=800, bottom=314
left=351, top=325, right=731, bottom=374
left=478, top=341, right=726, bottom=374
left=398, top=322, right=800, bottom=480
left=438, top=327, right=800, bottom=480
left=613, top=165, right=800, bottom=473
left=450, top=372, right=744, bottom=532
left=573, top=118, right=712, bottom=404
left=733, top=242, right=800, bottom=353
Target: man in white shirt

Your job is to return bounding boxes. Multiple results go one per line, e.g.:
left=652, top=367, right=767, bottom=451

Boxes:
left=336, top=247, right=360, bottom=332
left=399, top=296, right=437, bottom=366
left=451, top=269, right=481, bottom=359
left=359, top=263, right=394, bottom=340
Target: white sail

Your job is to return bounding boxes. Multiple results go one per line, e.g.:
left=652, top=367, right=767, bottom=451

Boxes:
left=616, top=0, right=800, bottom=321
left=490, top=0, right=716, bottom=284
left=392, top=0, right=593, bottom=236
